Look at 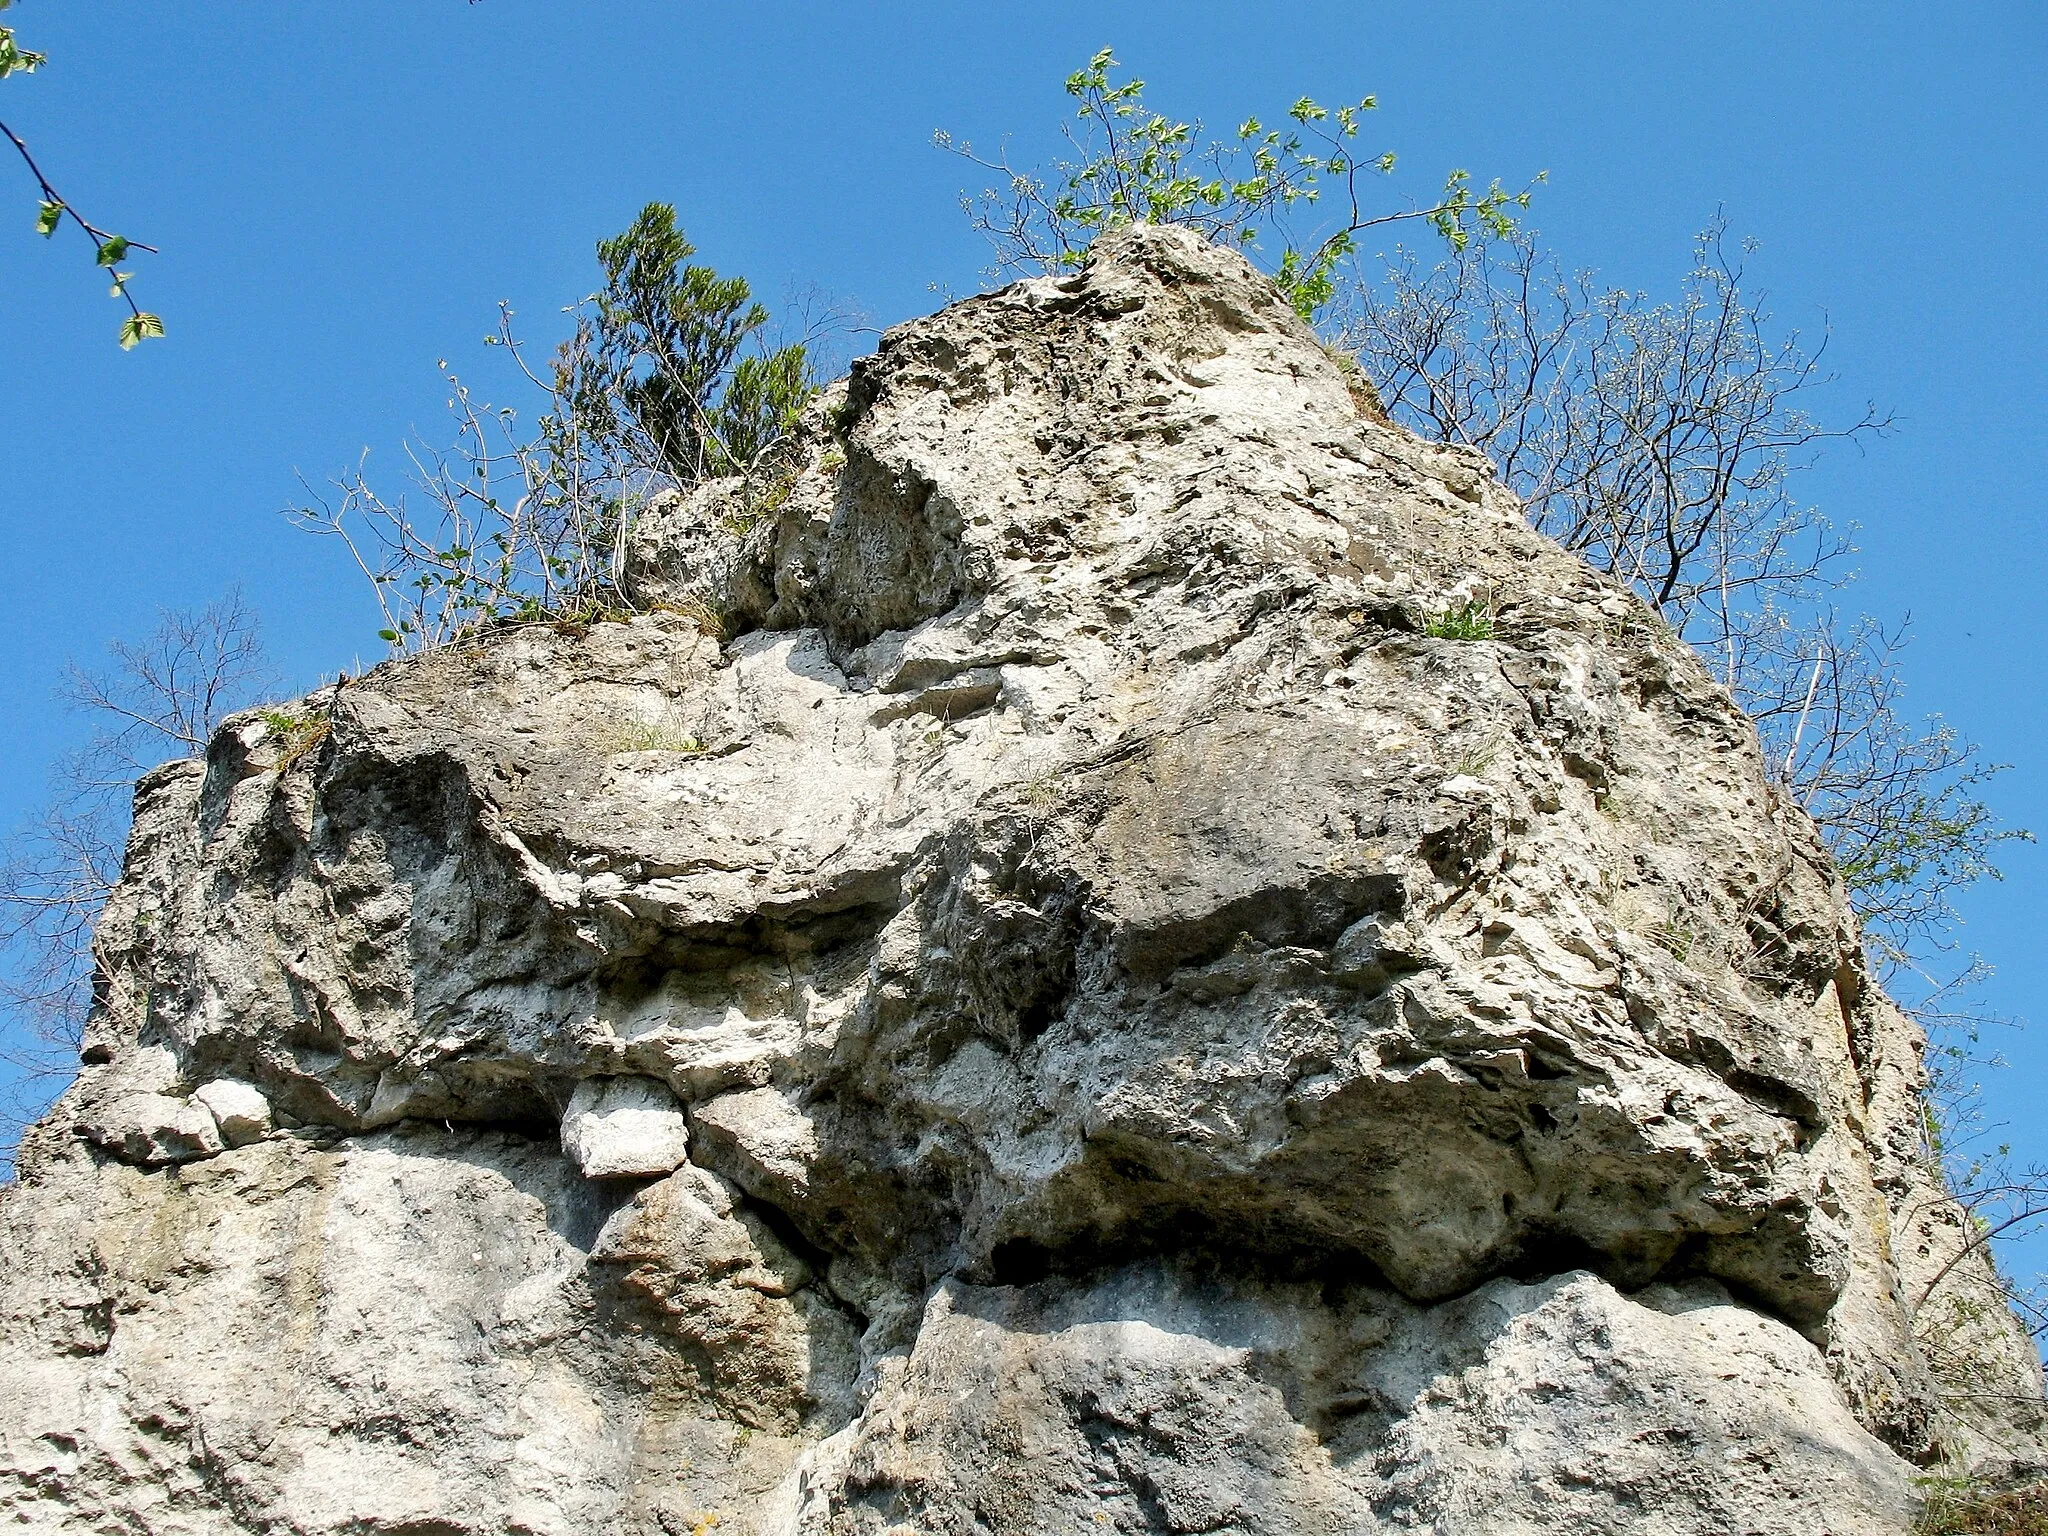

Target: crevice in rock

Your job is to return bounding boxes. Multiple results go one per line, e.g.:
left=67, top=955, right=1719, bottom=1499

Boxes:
left=1113, top=871, right=1407, bottom=985
left=593, top=898, right=900, bottom=1002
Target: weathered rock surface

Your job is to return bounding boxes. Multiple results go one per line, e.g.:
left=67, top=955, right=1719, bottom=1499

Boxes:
left=2, top=224, right=2042, bottom=1532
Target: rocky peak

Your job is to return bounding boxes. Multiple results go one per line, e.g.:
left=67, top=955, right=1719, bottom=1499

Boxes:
left=1, top=223, right=2041, bottom=1534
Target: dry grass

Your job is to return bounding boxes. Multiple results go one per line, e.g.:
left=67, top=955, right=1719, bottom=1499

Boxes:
left=1918, top=1481, right=2048, bottom=1535
left=260, top=708, right=331, bottom=773
left=600, top=710, right=706, bottom=756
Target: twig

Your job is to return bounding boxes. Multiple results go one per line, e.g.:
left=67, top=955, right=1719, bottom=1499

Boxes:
left=2, top=115, right=158, bottom=336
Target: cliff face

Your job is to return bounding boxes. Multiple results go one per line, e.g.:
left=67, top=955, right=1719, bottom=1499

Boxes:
left=1, top=225, right=2040, bottom=1535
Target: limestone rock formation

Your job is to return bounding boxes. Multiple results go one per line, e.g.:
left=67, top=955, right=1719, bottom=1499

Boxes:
left=3, top=224, right=2042, bottom=1533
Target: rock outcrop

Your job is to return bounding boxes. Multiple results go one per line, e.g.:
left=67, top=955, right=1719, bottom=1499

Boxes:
left=2, top=224, right=2041, bottom=1533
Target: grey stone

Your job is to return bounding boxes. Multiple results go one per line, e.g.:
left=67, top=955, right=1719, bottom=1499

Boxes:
left=796, top=1265, right=1914, bottom=1535
left=0, top=223, right=2040, bottom=1532
left=191, top=1078, right=272, bottom=1147
left=82, top=1092, right=223, bottom=1166
left=691, top=1087, right=819, bottom=1212
left=560, top=1075, right=692, bottom=1179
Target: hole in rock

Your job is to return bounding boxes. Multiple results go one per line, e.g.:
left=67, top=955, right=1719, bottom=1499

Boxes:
left=1508, top=1225, right=1609, bottom=1286
left=989, top=1237, right=1056, bottom=1286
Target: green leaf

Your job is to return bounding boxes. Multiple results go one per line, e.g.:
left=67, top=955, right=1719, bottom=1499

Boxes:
left=34, top=199, right=60, bottom=236
left=117, top=311, right=165, bottom=349
left=0, top=27, right=46, bottom=78
left=96, top=235, right=130, bottom=267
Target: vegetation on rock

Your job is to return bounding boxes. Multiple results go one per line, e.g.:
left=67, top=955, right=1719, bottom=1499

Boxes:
left=940, top=47, right=1538, bottom=319
left=1917, top=1479, right=2048, bottom=1535
left=288, top=202, right=819, bottom=651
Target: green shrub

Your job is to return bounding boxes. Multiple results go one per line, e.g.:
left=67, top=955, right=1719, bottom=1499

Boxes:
left=293, top=203, right=815, bottom=653
left=1423, top=601, right=1495, bottom=641
left=258, top=706, right=330, bottom=773
left=941, top=48, right=1537, bottom=319
left=582, top=203, right=813, bottom=487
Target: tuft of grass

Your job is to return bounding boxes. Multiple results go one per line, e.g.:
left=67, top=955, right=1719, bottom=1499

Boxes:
left=728, top=462, right=801, bottom=533
left=1649, top=911, right=1699, bottom=965
left=1916, top=1479, right=2048, bottom=1535
left=1424, top=600, right=1495, bottom=642
left=1320, top=340, right=1390, bottom=424
left=1453, top=734, right=1503, bottom=778
left=260, top=706, right=331, bottom=773
left=603, top=710, right=706, bottom=756
left=645, top=595, right=732, bottom=641
left=542, top=599, right=639, bottom=639
left=825, top=393, right=863, bottom=438
left=1022, top=774, right=1062, bottom=814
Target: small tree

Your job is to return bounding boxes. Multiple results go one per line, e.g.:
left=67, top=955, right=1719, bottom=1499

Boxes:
left=583, top=203, right=814, bottom=486
left=939, top=48, right=1540, bottom=318
left=292, top=203, right=818, bottom=652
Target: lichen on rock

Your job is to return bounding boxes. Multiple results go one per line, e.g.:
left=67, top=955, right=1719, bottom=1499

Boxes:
left=1, top=223, right=2041, bottom=1533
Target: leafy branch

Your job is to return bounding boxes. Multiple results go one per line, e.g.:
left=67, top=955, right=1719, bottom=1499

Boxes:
left=938, top=47, right=1541, bottom=318
left=1, top=0, right=161, bottom=347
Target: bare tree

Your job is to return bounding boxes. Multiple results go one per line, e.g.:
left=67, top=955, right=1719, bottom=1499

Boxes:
left=62, top=592, right=269, bottom=777
left=1737, top=608, right=2028, bottom=969
left=1328, top=226, right=2023, bottom=960
left=1899, top=975, right=2048, bottom=1402
left=0, top=592, right=270, bottom=1170
left=1337, top=224, right=1888, bottom=661
left=288, top=314, right=641, bottom=654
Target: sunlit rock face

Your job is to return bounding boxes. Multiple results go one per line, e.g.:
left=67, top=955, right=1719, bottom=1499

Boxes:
left=2, top=223, right=2040, bottom=1534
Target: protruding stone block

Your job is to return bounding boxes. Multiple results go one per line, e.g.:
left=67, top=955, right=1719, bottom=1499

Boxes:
left=86, top=1093, right=225, bottom=1166
left=690, top=1086, right=817, bottom=1211
left=561, top=1076, right=691, bottom=1179
left=193, top=1079, right=274, bottom=1147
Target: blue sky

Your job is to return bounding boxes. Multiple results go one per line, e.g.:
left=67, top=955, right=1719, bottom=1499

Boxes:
left=2, top=3, right=2043, bottom=1260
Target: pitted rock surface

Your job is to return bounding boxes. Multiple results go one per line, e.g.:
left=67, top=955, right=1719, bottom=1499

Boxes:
left=2, top=224, right=2041, bottom=1533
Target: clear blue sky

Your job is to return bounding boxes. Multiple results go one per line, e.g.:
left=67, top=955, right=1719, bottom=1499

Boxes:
left=3, top=3, right=2043, bottom=1261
